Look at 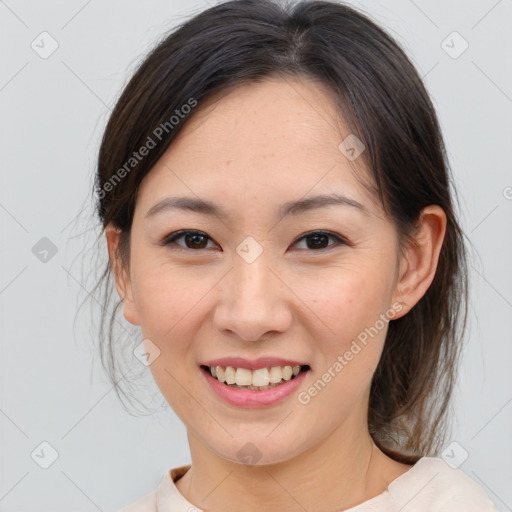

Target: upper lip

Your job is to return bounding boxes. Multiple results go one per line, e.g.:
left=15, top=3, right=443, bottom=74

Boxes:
left=201, top=357, right=310, bottom=371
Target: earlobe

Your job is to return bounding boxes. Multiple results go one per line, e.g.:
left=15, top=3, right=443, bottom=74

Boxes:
left=391, top=205, right=447, bottom=318
left=105, top=224, right=141, bottom=326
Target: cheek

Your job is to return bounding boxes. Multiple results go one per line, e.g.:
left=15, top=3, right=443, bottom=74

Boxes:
left=132, top=265, right=205, bottom=413
left=128, top=268, right=202, bottom=377
left=300, top=266, right=392, bottom=389
left=303, top=268, right=389, bottom=338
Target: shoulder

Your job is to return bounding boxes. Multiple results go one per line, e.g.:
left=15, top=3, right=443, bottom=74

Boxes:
left=388, top=457, right=498, bottom=511
left=116, top=489, right=157, bottom=512
left=115, top=464, right=190, bottom=512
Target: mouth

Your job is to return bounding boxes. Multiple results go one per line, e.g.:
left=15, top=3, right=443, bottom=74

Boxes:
left=200, top=364, right=311, bottom=391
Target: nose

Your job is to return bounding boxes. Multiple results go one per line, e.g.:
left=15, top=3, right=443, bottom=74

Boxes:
left=213, top=248, right=293, bottom=342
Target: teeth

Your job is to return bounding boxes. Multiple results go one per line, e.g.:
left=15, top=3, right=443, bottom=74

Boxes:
left=269, top=366, right=282, bottom=383
left=252, top=368, right=270, bottom=387
left=208, top=364, right=303, bottom=388
left=235, top=368, right=252, bottom=386
left=282, top=366, right=293, bottom=380
left=215, top=366, right=225, bottom=382
left=225, top=366, right=236, bottom=385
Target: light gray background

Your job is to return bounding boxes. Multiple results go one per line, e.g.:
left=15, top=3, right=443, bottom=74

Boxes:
left=0, top=0, right=511, bottom=510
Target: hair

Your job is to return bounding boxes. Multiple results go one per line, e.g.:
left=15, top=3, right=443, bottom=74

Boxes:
left=88, top=0, right=470, bottom=464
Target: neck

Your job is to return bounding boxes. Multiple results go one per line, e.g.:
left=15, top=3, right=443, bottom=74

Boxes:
left=175, top=422, right=406, bottom=512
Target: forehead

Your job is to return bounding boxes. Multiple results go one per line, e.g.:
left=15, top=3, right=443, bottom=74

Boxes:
left=137, top=77, right=379, bottom=217
left=173, top=76, right=353, bottom=159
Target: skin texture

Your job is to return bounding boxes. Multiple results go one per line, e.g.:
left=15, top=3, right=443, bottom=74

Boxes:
left=106, top=77, right=446, bottom=512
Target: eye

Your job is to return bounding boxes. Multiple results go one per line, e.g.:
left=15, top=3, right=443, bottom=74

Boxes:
left=162, top=230, right=218, bottom=251
left=161, top=229, right=348, bottom=252
left=292, top=230, right=347, bottom=251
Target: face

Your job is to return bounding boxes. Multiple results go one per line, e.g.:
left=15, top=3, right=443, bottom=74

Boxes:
left=110, top=77, right=416, bottom=466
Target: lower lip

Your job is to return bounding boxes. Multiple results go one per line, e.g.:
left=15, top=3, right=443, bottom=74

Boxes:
left=200, top=366, right=310, bottom=408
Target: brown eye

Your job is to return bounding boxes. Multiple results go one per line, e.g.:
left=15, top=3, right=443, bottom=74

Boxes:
left=163, top=230, right=217, bottom=250
left=161, top=229, right=348, bottom=252
left=293, top=231, right=347, bottom=251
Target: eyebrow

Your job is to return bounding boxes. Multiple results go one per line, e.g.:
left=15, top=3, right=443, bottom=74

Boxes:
left=144, top=193, right=368, bottom=221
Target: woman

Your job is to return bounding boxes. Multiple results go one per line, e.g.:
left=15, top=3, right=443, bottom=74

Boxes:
left=92, top=0, right=497, bottom=510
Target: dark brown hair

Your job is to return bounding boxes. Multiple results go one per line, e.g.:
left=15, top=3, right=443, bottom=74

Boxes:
left=87, top=0, right=469, bottom=463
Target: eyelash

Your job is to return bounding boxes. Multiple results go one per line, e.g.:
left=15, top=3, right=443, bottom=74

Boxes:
left=160, top=229, right=350, bottom=253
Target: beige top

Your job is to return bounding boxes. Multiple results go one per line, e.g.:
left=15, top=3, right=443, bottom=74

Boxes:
left=118, top=457, right=498, bottom=511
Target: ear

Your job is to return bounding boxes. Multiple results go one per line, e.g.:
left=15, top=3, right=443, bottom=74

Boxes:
left=391, top=205, right=447, bottom=319
left=105, top=224, right=140, bottom=326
